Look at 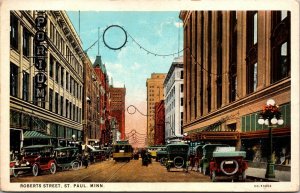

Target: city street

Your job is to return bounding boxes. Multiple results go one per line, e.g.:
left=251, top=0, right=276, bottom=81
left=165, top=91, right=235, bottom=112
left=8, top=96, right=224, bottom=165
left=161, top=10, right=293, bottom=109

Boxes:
left=10, top=159, right=211, bottom=183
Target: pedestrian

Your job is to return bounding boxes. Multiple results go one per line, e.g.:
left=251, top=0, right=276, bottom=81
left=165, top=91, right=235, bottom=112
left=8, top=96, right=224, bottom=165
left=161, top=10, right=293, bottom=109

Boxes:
left=82, top=153, right=89, bottom=168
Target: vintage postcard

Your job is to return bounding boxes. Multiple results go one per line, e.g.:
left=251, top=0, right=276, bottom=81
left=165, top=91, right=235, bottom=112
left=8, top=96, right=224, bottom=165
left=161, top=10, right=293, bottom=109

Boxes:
left=0, top=0, right=299, bottom=192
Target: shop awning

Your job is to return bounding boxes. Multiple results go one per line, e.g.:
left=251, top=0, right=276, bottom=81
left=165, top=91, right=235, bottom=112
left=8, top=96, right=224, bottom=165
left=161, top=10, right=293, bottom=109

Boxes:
left=24, top=131, right=53, bottom=139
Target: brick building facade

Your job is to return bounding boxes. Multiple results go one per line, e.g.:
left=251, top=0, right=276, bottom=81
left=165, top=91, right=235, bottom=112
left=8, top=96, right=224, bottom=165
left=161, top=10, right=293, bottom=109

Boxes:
left=154, top=100, right=165, bottom=145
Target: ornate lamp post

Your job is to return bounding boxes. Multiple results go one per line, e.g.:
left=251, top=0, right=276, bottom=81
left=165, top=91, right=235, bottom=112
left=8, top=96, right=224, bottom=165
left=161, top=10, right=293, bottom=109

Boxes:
left=257, top=99, right=284, bottom=178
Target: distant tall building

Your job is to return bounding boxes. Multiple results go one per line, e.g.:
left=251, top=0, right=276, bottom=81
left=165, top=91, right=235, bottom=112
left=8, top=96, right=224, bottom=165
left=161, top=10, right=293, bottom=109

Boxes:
left=154, top=100, right=165, bottom=145
left=146, top=73, right=166, bottom=146
left=163, top=56, right=184, bottom=143
left=109, top=86, right=126, bottom=140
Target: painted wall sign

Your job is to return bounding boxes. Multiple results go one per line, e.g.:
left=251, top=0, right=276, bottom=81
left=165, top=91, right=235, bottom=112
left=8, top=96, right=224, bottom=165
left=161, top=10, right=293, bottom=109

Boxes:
left=34, top=11, right=47, bottom=99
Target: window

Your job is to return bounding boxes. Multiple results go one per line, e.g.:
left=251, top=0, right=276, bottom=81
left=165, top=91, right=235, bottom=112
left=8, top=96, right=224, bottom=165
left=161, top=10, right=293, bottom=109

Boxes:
left=49, top=55, right=54, bottom=78
left=10, top=63, right=18, bottom=97
left=61, top=67, right=64, bottom=87
left=217, top=11, right=223, bottom=108
left=271, top=11, right=290, bottom=83
left=66, top=72, right=69, bottom=91
left=60, top=96, right=63, bottom=116
left=55, top=63, right=59, bottom=82
left=23, top=28, right=30, bottom=57
left=207, top=11, right=212, bottom=112
left=66, top=99, right=69, bottom=118
left=10, top=13, right=18, bottom=50
left=229, top=11, right=237, bottom=102
left=55, top=93, right=59, bottom=114
left=246, top=11, right=258, bottom=94
left=22, top=71, right=29, bottom=101
left=181, top=97, right=183, bottom=106
left=180, top=70, right=183, bottom=79
left=49, top=89, right=53, bottom=112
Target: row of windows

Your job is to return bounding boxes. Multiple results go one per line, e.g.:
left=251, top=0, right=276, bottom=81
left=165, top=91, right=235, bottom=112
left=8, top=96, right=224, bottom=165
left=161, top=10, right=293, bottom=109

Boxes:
left=10, top=63, right=81, bottom=123
left=184, top=11, right=290, bottom=122
left=49, top=88, right=81, bottom=123
left=10, top=13, right=83, bottom=80
left=49, top=54, right=82, bottom=99
left=49, top=19, right=83, bottom=78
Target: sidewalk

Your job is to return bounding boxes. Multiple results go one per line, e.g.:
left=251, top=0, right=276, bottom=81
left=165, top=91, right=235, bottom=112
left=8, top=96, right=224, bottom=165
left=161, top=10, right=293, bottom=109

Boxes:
left=246, top=167, right=291, bottom=182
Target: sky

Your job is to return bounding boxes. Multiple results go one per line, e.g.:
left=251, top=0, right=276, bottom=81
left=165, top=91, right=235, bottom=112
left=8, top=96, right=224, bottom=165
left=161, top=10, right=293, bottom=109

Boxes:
left=67, top=11, right=183, bottom=147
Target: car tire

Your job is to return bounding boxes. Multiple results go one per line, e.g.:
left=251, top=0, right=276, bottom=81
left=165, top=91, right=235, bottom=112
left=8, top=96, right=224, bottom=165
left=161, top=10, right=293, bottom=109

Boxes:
left=32, top=164, right=39, bottom=176
left=13, top=168, right=19, bottom=177
left=174, top=156, right=185, bottom=169
left=50, top=163, right=56, bottom=174
left=72, top=161, right=80, bottom=170
left=220, top=160, right=239, bottom=176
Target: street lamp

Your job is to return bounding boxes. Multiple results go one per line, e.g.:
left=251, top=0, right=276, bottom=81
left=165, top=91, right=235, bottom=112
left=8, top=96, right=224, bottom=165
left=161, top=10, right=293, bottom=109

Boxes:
left=257, top=99, right=284, bottom=178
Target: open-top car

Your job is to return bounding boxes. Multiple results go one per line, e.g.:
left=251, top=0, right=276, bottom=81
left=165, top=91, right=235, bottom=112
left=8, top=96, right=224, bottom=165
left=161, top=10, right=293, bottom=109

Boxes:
left=53, top=147, right=81, bottom=170
left=209, top=147, right=248, bottom=182
left=199, top=144, right=229, bottom=175
left=165, top=143, right=189, bottom=172
left=12, top=145, right=56, bottom=177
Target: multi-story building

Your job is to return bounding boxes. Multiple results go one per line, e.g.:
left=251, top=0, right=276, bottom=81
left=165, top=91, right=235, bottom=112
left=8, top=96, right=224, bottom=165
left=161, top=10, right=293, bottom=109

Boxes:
left=9, top=11, right=84, bottom=153
left=82, top=56, right=101, bottom=146
left=180, top=11, right=291, bottom=165
left=163, top=57, right=184, bottom=143
left=93, top=55, right=111, bottom=146
left=154, top=100, right=165, bottom=145
left=109, top=86, right=126, bottom=140
left=146, top=73, right=166, bottom=146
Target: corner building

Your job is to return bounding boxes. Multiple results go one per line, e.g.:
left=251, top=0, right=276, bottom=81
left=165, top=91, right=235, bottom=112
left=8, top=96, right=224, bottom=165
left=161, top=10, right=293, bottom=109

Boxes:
left=10, top=11, right=84, bottom=151
left=163, top=57, right=184, bottom=143
left=180, top=11, right=291, bottom=166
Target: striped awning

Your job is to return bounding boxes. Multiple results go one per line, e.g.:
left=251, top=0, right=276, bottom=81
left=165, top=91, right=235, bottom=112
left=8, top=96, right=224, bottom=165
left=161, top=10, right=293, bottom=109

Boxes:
left=24, top=131, right=53, bottom=139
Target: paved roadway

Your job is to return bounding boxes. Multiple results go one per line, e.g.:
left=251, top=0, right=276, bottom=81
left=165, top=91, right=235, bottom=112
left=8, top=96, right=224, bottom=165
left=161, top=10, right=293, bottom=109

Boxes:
left=10, top=159, right=211, bottom=182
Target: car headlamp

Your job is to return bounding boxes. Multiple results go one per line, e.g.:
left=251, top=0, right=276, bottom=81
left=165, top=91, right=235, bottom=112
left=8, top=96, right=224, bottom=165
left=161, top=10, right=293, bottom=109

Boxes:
left=15, top=161, right=19, bottom=166
left=26, top=161, right=30, bottom=165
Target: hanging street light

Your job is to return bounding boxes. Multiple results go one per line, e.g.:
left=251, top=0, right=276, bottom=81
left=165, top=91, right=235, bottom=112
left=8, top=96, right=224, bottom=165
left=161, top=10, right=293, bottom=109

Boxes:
left=257, top=99, right=284, bottom=178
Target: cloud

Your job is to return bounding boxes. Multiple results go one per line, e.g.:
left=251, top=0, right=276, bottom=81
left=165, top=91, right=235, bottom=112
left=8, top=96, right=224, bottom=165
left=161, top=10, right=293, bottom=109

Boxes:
left=174, top=21, right=183, bottom=28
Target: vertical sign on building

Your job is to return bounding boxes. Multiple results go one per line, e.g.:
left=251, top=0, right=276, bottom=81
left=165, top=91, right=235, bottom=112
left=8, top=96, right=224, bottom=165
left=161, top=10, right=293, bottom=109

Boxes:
left=34, top=11, right=47, bottom=100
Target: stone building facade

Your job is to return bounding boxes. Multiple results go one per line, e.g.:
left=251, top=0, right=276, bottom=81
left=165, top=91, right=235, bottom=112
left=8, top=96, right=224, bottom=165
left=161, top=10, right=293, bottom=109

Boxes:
left=180, top=11, right=291, bottom=165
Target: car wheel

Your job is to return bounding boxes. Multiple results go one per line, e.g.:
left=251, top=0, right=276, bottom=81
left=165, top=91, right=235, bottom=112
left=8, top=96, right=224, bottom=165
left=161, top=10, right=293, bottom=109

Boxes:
left=50, top=163, right=56, bottom=174
left=220, top=160, right=239, bottom=175
left=13, top=168, right=19, bottom=177
left=72, top=162, right=80, bottom=170
left=32, top=164, right=39, bottom=176
left=211, top=170, right=216, bottom=182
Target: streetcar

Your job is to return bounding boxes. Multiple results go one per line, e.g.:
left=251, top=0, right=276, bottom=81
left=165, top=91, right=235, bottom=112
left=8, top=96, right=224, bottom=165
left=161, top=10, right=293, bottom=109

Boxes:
left=112, top=140, right=133, bottom=162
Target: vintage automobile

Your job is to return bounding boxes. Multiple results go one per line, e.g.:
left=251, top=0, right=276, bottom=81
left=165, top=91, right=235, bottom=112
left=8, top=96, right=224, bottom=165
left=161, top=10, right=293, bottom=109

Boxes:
left=12, top=145, right=56, bottom=177
left=209, top=147, right=248, bottom=182
left=165, top=143, right=189, bottom=172
left=53, top=147, right=81, bottom=170
left=156, top=147, right=167, bottom=165
left=199, top=144, right=229, bottom=175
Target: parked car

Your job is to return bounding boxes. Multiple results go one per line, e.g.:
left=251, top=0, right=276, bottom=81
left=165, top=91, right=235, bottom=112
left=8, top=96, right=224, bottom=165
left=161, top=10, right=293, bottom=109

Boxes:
left=165, top=143, right=189, bottom=172
left=12, top=145, right=56, bottom=177
left=53, top=147, right=81, bottom=170
left=209, top=147, right=248, bottom=182
left=199, top=144, right=229, bottom=175
left=156, top=147, right=167, bottom=165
